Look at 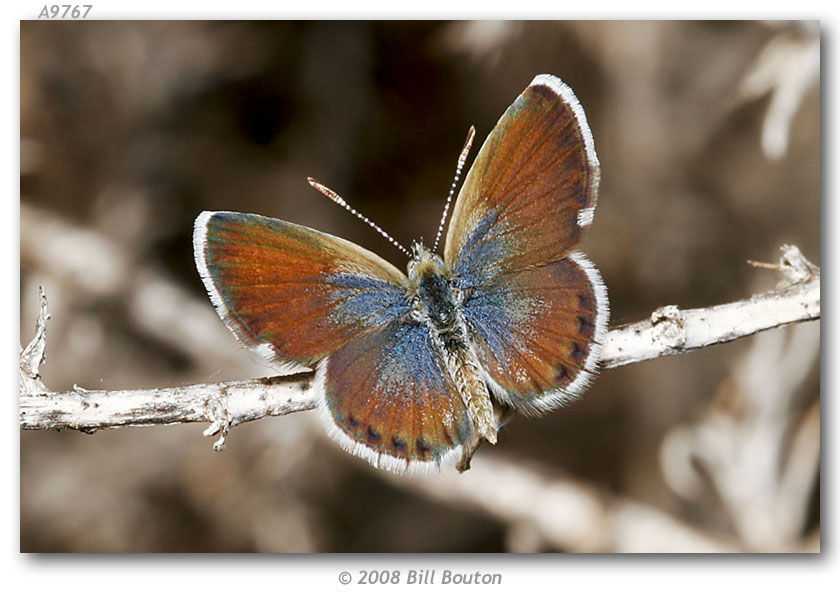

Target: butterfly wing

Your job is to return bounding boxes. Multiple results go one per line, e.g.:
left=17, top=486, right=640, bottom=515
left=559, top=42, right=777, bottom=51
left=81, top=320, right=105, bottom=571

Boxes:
left=318, top=319, right=471, bottom=473
left=444, top=74, right=600, bottom=272
left=195, top=211, right=471, bottom=470
left=460, top=252, right=607, bottom=414
left=444, top=74, right=609, bottom=414
left=194, top=211, right=412, bottom=369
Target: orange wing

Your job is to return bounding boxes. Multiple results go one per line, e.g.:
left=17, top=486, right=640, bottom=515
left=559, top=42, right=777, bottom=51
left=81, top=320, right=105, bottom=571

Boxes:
left=194, top=211, right=411, bottom=370
left=444, top=74, right=600, bottom=275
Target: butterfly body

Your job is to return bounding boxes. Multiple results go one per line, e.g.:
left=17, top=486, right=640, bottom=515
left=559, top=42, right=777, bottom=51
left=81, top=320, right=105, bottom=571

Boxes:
left=406, top=244, right=497, bottom=446
left=195, top=74, right=608, bottom=474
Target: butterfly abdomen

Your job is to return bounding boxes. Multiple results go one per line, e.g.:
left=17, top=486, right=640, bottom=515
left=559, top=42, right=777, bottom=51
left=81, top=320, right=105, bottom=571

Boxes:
left=409, top=249, right=498, bottom=446
left=447, top=344, right=497, bottom=445
left=429, top=313, right=497, bottom=446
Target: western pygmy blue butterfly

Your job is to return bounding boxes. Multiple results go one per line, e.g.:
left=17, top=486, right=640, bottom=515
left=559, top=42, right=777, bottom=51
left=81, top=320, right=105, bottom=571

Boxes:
left=193, top=74, right=608, bottom=474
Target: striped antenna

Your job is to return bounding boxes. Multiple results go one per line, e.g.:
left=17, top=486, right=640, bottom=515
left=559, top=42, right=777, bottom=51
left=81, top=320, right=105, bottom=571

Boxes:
left=433, top=126, right=475, bottom=253
left=307, top=178, right=411, bottom=257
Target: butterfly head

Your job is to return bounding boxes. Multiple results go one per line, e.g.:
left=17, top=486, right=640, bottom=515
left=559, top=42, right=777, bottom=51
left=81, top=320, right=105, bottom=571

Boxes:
left=407, top=242, right=445, bottom=277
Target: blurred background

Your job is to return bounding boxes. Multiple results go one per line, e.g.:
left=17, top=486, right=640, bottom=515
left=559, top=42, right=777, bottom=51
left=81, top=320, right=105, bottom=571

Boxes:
left=20, top=20, right=819, bottom=552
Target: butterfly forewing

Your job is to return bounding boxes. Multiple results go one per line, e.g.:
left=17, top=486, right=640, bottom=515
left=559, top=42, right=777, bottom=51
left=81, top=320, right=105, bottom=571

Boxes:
left=445, top=74, right=609, bottom=412
left=444, top=74, right=600, bottom=276
left=194, top=211, right=411, bottom=367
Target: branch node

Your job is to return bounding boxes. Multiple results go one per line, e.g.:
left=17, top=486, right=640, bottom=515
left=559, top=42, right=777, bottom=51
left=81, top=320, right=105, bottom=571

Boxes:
left=650, top=305, right=687, bottom=349
left=749, top=244, right=819, bottom=287
left=778, top=244, right=819, bottom=284
left=202, top=396, right=232, bottom=451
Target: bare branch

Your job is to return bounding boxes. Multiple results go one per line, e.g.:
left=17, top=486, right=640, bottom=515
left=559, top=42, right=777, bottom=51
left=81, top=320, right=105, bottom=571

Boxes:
left=20, top=245, right=819, bottom=443
left=602, top=245, right=819, bottom=369
left=21, top=374, right=319, bottom=446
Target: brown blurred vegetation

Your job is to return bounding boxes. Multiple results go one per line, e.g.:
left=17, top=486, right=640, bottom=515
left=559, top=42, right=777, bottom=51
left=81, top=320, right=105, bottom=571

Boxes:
left=20, top=20, right=819, bottom=552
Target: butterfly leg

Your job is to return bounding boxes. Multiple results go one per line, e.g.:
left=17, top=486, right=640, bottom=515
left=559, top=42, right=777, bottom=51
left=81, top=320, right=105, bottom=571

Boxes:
left=456, top=400, right=510, bottom=473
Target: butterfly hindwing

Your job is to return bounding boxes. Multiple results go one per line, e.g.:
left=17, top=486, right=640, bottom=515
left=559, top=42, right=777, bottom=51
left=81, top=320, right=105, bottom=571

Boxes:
left=319, top=319, right=471, bottom=473
left=462, top=253, right=607, bottom=413
left=446, top=74, right=609, bottom=412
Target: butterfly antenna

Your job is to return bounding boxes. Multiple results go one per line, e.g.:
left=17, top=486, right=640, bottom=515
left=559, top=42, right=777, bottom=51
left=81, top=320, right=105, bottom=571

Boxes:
left=433, top=126, right=475, bottom=253
left=307, top=178, right=411, bottom=257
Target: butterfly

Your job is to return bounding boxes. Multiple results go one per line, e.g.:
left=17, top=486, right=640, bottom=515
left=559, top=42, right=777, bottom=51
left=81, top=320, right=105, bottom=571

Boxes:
left=193, top=74, right=608, bottom=474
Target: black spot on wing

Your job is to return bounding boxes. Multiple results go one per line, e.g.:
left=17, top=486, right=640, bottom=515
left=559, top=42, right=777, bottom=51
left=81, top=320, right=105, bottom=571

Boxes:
left=415, top=438, right=432, bottom=457
left=578, top=292, right=593, bottom=311
left=366, top=425, right=381, bottom=443
left=576, top=315, right=594, bottom=336
left=391, top=436, right=407, bottom=453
